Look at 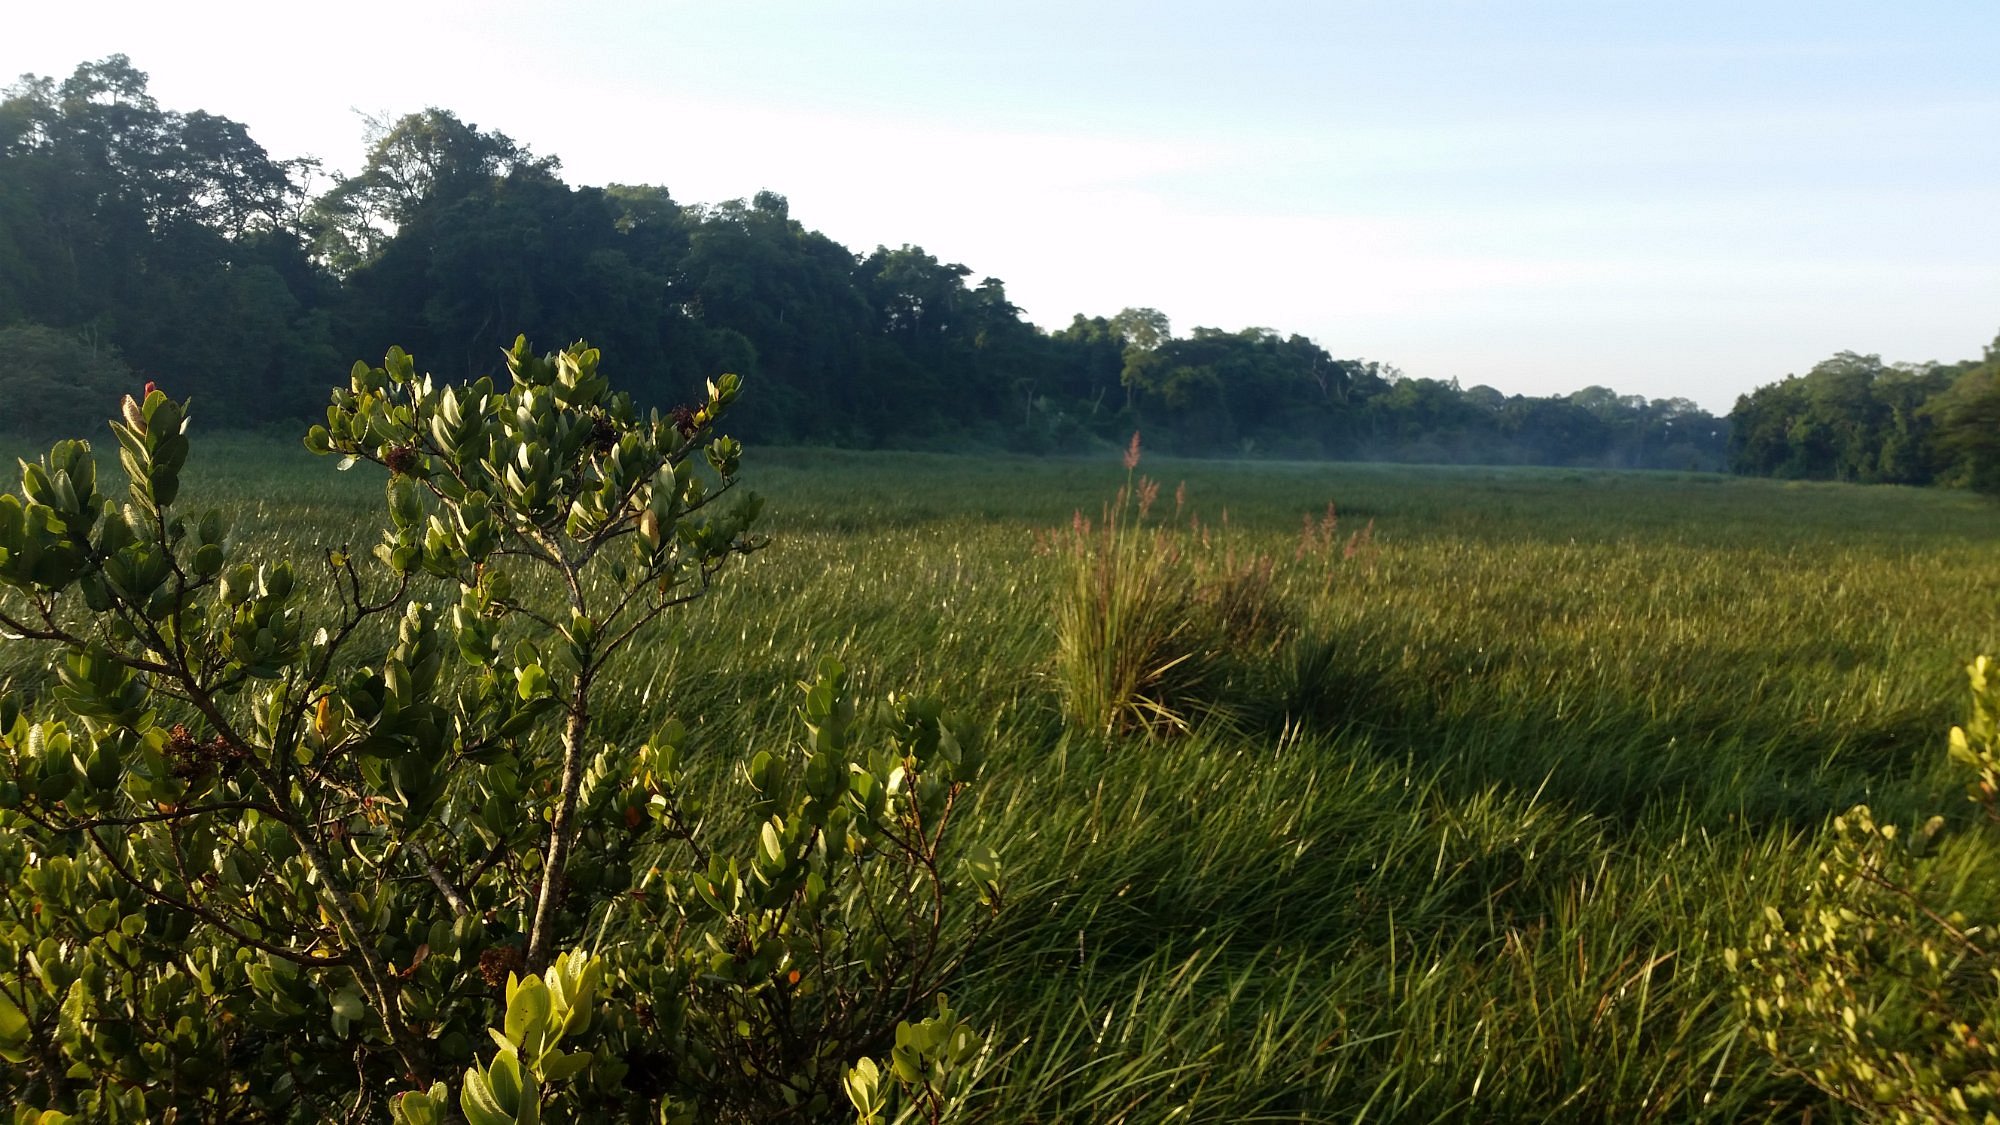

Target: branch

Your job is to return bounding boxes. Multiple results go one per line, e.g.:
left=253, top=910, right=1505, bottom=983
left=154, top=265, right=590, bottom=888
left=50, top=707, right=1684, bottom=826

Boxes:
left=526, top=673, right=593, bottom=972
left=261, top=755, right=429, bottom=1081
left=80, top=826, right=349, bottom=968
left=37, top=799, right=283, bottom=830
left=406, top=839, right=472, bottom=917
left=0, top=601, right=85, bottom=648
left=463, top=838, right=510, bottom=889
left=491, top=599, right=562, bottom=634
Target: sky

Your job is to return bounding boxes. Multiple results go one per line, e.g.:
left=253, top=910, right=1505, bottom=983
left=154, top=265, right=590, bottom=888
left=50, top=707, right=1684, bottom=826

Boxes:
left=6, top=0, right=1998, bottom=412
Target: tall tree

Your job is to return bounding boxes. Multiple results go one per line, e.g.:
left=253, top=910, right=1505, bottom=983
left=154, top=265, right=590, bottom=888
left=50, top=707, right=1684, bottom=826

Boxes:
left=1925, top=337, right=2000, bottom=492
left=308, top=109, right=556, bottom=274
left=1110, top=307, right=1171, bottom=412
left=0, top=56, right=328, bottom=422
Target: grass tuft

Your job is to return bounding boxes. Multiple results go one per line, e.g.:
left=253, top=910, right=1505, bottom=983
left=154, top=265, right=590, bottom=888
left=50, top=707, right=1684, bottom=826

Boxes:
left=1047, top=440, right=1311, bottom=736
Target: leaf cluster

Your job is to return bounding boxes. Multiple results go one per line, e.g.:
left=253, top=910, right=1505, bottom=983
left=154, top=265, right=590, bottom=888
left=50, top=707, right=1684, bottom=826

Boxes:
left=1734, top=656, right=2000, bottom=1123
left=0, top=338, right=989, bottom=1122
left=600, top=659, right=998, bottom=1122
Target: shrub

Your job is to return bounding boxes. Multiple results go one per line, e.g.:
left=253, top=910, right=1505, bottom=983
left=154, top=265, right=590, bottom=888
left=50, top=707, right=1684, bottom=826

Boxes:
left=0, top=337, right=993, bottom=1122
left=1733, top=655, right=2000, bottom=1122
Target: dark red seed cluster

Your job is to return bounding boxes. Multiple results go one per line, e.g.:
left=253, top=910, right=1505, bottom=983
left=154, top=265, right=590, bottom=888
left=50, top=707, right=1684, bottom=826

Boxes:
left=383, top=444, right=421, bottom=477
left=477, top=944, right=525, bottom=988
left=165, top=723, right=247, bottom=780
left=588, top=415, right=619, bottom=453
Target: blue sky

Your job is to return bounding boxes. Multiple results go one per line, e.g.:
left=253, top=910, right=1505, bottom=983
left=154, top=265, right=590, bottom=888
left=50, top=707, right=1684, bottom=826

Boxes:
left=8, top=0, right=1998, bottom=410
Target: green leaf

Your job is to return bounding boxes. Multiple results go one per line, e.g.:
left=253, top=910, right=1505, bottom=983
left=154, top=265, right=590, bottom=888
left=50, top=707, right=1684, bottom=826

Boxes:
left=516, top=664, right=551, bottom=702
left=504, top=975, right=551, bottom=1050
left=487, top=1054, right=522, bottom=1107
left=460, top=1068, right=511, bottom=1125
left=390, top=1083, right=449, bottom=1125
left=0, top=990, right=28, bottom=1047
left=539, top=1048, right=592, bottom=1083
left=844, top=1057, right=883, bottom=1120
left=331, top=985, right=366, bottom=1035
left=192, top=541, right=225, bottom=578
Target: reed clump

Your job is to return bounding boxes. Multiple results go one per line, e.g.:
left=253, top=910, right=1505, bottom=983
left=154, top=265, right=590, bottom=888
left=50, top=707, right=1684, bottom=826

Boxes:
left=1048, top=434, right=1330, bottom=737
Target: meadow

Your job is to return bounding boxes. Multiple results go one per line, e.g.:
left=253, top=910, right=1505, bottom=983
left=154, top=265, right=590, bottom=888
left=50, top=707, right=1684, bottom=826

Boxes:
left=8, top=432, right=2000, bottom=1122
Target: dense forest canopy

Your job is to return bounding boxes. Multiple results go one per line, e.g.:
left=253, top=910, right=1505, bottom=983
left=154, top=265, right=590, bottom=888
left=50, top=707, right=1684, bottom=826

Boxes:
left=22, top=52, right=1992, bottom=476
left=1725, top=342, right=2000, bottom=491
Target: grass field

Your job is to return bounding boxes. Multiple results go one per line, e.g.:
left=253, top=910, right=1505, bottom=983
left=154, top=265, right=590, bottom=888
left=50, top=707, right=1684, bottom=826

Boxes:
left=9, top=431, right=2000, bottom=1121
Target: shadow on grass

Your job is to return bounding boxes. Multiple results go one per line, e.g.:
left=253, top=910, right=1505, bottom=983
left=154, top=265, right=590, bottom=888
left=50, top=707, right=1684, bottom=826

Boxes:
left=1240, top=627, right=1951, bottom=835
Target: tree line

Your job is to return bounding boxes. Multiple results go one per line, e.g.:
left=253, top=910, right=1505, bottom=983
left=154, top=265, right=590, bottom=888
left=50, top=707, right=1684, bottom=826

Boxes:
left=1727, top=340, right=2000, bottom=491
left=1, top=55, right=1729, bottom=468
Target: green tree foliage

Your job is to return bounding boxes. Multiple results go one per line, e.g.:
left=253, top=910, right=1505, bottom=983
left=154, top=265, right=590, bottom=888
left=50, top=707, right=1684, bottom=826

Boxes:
left=0, top=55, right=1737, bottom=469
left=0, top=325, right=135, bottom=436
left=309, top=108, right=559, bottom=273
left=676, top=192, right=875, bottom=442
left=0, top=57, right=332, bottom=423
left=1728, top=351, right=1962, bottom=485
left=0, top=339, right=992, bottom=1121
left=1924, top=336, right=2000, bottom=494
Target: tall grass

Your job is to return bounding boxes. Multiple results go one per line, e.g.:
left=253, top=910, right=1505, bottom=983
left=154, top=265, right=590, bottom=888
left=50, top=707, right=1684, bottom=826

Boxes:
left=1048, top=435, right=1311, bottom=737
left=8, top=429, right=2000, bottom=1119
left=1047, top=446, right=1205, bottom=735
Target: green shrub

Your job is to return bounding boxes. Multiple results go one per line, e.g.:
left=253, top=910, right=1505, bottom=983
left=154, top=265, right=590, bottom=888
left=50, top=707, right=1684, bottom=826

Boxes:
left=0, top=337, right=992, bottom=1122
left=1733, top=655, right=2000, bottom=1123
